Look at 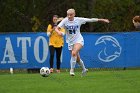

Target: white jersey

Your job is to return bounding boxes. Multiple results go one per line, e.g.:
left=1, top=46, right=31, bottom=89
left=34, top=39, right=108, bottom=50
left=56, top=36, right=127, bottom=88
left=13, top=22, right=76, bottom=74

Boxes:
left=58, top=17, right=98, bottom=45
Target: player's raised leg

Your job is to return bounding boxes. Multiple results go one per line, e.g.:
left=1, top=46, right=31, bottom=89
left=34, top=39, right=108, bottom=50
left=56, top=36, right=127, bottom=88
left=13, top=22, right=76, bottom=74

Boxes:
left=77, top=53, right=88, bottom=76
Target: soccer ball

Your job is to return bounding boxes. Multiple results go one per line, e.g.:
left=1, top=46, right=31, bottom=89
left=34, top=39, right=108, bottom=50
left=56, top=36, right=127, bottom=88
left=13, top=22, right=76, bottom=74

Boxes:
left=40, top=67, right=50, bottom=77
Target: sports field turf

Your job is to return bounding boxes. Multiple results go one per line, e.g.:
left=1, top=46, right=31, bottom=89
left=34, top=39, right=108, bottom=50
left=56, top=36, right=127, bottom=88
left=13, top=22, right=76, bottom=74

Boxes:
left=0, top=69, right=140, bottom=93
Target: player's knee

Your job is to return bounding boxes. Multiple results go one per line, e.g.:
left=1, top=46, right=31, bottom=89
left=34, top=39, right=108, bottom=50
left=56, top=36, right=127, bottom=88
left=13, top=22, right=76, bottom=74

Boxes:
left=72, top=51, right=76, bottom=57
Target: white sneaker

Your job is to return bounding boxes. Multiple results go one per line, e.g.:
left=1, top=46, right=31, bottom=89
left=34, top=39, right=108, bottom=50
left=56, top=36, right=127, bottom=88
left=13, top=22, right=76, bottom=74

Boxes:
left=81, top=69, right=88, bottom=76
left=70, top=69, right=75, bottom=76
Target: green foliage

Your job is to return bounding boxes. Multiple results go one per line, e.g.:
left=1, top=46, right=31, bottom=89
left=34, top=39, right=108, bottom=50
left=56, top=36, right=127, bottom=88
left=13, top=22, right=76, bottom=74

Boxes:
left=92, top=0, right=140, bottom=32
left=0, top=0, right=140, bottom=32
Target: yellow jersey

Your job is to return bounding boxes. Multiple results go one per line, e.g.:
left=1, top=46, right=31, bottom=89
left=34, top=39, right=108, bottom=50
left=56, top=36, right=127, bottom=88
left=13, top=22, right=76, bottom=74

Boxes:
left=47, top=24, right=65, bottom=48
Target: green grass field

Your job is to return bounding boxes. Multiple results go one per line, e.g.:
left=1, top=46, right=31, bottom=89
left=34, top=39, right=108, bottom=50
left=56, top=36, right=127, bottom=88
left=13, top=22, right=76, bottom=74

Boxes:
left=0, top=69, right=140, bottom=93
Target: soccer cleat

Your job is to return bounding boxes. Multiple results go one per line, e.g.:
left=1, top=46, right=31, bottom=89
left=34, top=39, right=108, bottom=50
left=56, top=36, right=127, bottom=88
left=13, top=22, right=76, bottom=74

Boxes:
left=81, top=69, right=88, bottom=76
left=70, top=69, right=75, bottom=76
left=50, top=68, right=54, bottom=73
left=56, top=69, right=60, bottom=73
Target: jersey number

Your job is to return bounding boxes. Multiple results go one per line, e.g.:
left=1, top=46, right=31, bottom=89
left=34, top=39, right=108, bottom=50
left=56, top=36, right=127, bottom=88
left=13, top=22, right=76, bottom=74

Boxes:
left=69, top=30, right=76, bottom=34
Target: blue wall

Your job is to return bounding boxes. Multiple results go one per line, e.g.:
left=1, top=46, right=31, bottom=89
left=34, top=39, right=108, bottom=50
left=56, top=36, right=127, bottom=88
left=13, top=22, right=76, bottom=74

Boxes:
left=0, top=32, right=140, bottom=69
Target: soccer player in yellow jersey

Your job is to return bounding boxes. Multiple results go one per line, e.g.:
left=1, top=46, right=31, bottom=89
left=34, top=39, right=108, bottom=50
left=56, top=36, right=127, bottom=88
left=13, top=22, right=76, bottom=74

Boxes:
left=47, top=15, right=65, bottom=73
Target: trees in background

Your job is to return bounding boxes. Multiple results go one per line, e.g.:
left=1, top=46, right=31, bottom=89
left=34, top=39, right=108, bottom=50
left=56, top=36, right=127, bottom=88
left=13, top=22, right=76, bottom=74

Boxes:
left=0, top=0, right=140, bottom=32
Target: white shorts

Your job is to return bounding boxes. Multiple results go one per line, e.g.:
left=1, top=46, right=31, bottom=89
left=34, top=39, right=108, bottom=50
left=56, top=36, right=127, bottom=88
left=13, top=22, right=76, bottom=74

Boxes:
left=68, top=39, right=84, bottom=50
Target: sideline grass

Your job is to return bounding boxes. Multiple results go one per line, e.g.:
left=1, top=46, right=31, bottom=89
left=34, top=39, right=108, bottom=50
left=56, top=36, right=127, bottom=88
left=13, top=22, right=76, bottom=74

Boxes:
left=0, top=70, right=140, bottom=93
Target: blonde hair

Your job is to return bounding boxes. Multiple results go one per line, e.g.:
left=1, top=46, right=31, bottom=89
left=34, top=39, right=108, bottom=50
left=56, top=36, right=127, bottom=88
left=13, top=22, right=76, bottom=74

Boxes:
left=67, top=9, right=75, bottom=14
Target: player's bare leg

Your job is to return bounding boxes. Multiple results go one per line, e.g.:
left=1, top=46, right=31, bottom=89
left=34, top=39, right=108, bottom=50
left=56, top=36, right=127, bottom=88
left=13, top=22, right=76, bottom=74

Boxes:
left=70, top=43, right=82, bottom=76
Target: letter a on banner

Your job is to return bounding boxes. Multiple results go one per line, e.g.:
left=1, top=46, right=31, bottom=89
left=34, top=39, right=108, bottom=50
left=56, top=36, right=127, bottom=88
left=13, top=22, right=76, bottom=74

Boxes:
left=1, top=38, right=17, bottom=64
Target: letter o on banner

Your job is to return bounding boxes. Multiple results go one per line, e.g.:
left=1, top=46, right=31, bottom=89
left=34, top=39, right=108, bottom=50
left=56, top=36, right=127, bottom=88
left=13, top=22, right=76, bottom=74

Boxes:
left=34, top=36, right=48, bottom=63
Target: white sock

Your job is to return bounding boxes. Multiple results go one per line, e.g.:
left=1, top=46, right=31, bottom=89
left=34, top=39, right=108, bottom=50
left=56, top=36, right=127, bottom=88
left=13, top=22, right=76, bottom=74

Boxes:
left=70, top=56, right=77, bottom=69
left=78, top=59, right=86, bottom=70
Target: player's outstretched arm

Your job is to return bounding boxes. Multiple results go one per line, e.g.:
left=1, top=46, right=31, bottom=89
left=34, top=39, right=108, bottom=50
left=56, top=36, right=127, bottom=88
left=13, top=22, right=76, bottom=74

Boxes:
left=98, top=19, right=110, bottom=23
left=82, top=18, right=110, bottom=23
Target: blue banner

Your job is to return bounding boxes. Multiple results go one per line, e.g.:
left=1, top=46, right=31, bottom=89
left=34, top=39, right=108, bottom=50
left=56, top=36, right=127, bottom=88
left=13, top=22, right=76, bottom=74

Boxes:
left=0, top=33, right=49, bottom=69
left=0, top=32, right=140, bottom=69
left=81, top=32, right=140, bottom=68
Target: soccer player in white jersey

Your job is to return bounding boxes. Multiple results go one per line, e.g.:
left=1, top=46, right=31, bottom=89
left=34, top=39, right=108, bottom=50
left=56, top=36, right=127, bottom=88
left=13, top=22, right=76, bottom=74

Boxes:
left=55, top=9, right=110, bottom=76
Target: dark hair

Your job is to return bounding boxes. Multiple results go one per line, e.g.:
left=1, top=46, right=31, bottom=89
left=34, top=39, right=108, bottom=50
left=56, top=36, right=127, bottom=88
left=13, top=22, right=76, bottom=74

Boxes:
left=133, top=16, right=140, bottom=22
left=53, top=15, right=58, bottom=18
left=50, top=15, right=58, bottom=27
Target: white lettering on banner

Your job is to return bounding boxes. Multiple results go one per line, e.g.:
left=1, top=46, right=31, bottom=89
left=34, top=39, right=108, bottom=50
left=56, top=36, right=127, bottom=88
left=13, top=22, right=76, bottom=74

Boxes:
left=34, top=36, right=48, bottom=63
left=17, top=37, right=31, bottom=63
left=0, top=36, right=48, bottom=64
left=1, top=38, right=17, bottom=64
left=95, top=36, right=122, bottom=62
